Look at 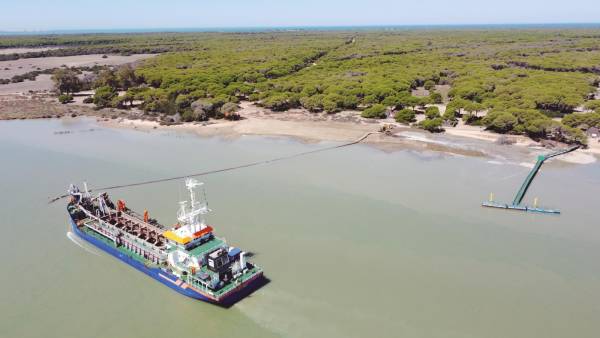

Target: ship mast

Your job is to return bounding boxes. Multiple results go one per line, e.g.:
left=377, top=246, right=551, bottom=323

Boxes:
left=177, top=178, right=209, bottom=231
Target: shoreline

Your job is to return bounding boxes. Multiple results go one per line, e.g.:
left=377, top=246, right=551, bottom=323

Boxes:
left=1, top=93, right=598, bottom=165
left=99, top=101, right=599, bottom=164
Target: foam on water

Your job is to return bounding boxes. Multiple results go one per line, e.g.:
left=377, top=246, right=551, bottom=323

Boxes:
left=519, top=162, right=535, bottom=169
left=67, top=231, right=100, bottom=256
left=398, top=132, right=454, bottom=147
left=236, top=289, right=345, bottom=338
left=235, top=288, right=408, bottom=338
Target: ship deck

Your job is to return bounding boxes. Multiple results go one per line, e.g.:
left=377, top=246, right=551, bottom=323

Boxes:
left=78, top=220, right=263, bottom=299
left=80, top=221, right=154, bottom=266
left=186, top=237, right=225, bottom=257
left=213, top=265, right=262, bottom=298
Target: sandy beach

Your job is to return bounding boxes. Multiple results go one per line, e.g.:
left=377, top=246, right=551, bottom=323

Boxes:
left=92, top=100, right=598, bottom=164
left=1, top=87, right=597, bottom=164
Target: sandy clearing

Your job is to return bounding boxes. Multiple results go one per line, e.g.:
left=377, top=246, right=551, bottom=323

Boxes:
left=0, top=74, right=53, bottom=94
left=0, top=53, right=156, bottom=79
left=0, top=54, right=156, bottom=94
left=0, top=47, right=61, bottom=55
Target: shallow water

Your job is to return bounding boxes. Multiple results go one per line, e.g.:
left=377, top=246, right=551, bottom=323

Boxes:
left=1, top=118, right=599, bottom=338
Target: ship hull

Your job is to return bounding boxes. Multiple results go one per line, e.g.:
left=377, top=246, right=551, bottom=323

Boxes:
left=68, top=214, right=263, bottom=306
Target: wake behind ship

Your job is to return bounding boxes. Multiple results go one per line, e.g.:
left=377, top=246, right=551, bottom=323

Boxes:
left=66, top=179, right=264, bottom=306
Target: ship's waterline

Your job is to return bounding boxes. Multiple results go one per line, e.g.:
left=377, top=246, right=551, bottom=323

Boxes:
left=1, top=118, right=600, bottom=338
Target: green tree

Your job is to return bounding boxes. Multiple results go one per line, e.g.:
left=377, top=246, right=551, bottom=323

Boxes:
left=116, top=64, right=138, bottom=89
left=425, top=106, right=440, bottom=119
left=418, top=117, right=444, bottom=132
left=405, top=96, right=424, bottom=110
left=361, top=104, right=387, bottom=119
left=445, top=98, right=467, bottom=120
left=300, top=95, right=324, bottom=112
left=394, top=108, right=416, bottom=124
left=488, top=112, right=518, bottom=133
left=424, top=80, right=436, bottom=91
left=94, top=69, right=119, bottom=89
left=51, top=69, right=81, bottom=94
left=524, top=118, right=552, bottom=137
left=93, top=86, right=118, bottom=108
left=429, top=92, right=443, bottom=104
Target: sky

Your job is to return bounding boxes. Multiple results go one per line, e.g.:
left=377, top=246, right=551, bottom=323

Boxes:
left=1, top=0, right=599, bottom=32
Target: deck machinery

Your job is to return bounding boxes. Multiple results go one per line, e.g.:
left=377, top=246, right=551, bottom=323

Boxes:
left=67, top=179, right=263, bottom=305
left=482, top=145, right=579, bottom=214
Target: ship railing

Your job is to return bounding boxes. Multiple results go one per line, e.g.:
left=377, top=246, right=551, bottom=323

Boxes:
left=116, top=210, right=166, bottom=234
left=80, top=207, right=166, bottom=258
left=186, top=274, right=214, bottom=295
left=82, top=219, right=118, bottom=242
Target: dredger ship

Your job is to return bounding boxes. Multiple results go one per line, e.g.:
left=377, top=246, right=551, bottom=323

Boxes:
left=67, top=178, right=264, bottom=306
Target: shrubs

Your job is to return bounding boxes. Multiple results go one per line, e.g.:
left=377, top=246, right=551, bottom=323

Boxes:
left=584, top=100, right=600, bottom=112
left=361, top=104, right=387, bottom=119
left=562, top=112, right=600, bottom=129
left=187, top=97, right=240, bottom=120
left=191, top=98, right=216, bottom=120
left=260, top=93, right=299, bottom=111
left=482, top=109, right=588, bottom=145
left=394, top=108, right=416, bottom=124
left=220, top=102, right=241, bottom=120
left=58, top=94, right=73, bottom=104
left=181, top=109, right=200, bottom=122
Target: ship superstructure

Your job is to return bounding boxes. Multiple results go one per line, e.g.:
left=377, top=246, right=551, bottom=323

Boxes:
left=67, top=179, right=263, bottom=305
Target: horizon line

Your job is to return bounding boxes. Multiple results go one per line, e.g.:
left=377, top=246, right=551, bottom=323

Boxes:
left=2, top=22, right=600, bottom=35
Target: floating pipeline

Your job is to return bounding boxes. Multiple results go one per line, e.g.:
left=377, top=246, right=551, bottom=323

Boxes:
left=48, top=131, right=379, bottom=204
left=482, top=145, right=579, bottom=214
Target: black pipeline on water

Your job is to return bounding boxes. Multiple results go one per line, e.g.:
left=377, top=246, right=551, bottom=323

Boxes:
left=48, top=131, right=379, bottom=204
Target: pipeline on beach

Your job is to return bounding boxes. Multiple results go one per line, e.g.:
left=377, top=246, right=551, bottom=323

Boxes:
left=48, top=131, right=379, bottom=204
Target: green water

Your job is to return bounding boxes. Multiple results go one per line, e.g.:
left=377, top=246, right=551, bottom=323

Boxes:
left=1, top=118, right=599, bottom=338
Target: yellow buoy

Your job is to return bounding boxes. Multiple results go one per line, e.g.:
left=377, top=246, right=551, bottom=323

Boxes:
left=489, top=192, right=494, bottom=202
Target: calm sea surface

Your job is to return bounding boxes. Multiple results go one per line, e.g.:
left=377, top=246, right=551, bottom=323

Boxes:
left=1, top=118, right=599, bottom=338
